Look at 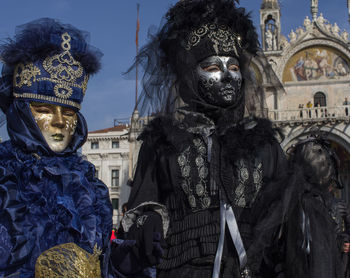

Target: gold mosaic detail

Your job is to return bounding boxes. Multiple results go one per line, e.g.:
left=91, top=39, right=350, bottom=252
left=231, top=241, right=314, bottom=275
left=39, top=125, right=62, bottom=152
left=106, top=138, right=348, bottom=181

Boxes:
left=14, top=63, right=41, bottom=88
left=40, top=32, right=89, bottom=98
left=34, top=243, right=102, bottom=278
left=185, top=23, right=242, bottom=57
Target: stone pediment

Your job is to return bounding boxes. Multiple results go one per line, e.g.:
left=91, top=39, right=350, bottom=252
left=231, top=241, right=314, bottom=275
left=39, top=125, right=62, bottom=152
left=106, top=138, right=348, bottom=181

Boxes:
left=284, top=15, right=349, bottom=51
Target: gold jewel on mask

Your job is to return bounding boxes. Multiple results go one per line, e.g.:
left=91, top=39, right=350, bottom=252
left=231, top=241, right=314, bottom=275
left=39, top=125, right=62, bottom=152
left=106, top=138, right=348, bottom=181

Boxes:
left=185, top=23, right=242, bottom=57
left=40, top=32, right=89, bottom=98
left=13, top=63, right=41, bottom=88
left=35, top=243, right=102, bottom=278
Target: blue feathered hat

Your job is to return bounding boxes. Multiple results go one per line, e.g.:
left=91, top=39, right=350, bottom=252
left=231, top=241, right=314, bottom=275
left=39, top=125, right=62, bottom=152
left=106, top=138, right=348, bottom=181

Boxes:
left=0, top=18, right=102, bottom=112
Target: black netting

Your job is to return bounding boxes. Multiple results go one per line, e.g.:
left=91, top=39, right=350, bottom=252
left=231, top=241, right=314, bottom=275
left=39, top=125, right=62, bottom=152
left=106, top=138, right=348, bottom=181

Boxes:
left=126, top=0, right=279, bottom=123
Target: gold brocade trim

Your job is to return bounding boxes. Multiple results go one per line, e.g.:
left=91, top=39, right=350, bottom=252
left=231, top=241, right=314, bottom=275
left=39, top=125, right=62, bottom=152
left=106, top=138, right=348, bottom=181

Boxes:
left=35, top=243, right=102, bottom=278
left=13, top=92, right=81, bottom=109
left=185, top=23, right=242, bottom=57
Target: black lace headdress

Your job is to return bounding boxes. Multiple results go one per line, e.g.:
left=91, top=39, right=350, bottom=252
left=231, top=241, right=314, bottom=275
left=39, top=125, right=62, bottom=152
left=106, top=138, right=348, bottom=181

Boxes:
left=288, top=133, right=343, bottom=189
left=131, top=0, right=270, bottom=119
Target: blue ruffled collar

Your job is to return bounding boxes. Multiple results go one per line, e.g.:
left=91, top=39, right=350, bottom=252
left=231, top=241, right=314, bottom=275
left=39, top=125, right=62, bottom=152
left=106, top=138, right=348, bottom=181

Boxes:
left=0, top=140, right=112, bottom=276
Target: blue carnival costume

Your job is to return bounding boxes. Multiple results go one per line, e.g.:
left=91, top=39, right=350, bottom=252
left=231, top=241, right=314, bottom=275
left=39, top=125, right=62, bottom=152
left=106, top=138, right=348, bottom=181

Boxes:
left=0, top=18, right=113, bottom=277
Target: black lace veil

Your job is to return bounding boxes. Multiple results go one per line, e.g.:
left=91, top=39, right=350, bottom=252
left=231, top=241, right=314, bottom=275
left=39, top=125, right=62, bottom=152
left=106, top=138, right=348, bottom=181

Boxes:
left=129, top=0, right=283, bottom=120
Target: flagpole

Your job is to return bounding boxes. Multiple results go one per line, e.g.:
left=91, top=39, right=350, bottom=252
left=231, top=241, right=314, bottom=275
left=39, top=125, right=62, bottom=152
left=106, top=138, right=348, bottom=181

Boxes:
left=135, top=3, right=140, bottom=110
left=129, top=3, right=141, bottom=183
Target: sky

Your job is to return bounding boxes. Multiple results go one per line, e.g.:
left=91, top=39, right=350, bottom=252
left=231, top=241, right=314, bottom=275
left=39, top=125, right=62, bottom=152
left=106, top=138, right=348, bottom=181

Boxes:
left=0, top=0, right=349, bottom=140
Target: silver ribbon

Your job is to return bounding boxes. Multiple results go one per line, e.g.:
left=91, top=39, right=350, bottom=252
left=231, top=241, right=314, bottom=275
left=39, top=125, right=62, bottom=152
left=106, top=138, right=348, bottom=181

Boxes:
left=212, top=202, right=247, bottom=278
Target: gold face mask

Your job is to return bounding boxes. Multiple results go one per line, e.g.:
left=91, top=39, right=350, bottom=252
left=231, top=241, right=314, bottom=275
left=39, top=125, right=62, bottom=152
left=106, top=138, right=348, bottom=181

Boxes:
left=30, top=102, right=78, bottom=152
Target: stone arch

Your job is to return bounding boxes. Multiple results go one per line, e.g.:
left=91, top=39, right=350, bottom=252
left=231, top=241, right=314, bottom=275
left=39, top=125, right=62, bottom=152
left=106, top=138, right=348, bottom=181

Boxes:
left=281, top=126, right=350, bottom=153
left=282, top=127, right=350, bottom=201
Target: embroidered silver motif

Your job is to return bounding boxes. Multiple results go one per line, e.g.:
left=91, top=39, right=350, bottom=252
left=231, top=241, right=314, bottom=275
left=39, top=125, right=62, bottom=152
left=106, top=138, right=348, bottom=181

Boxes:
left=195, top=156, right=204, bottom=167
left=182, top=165, right=191, bottom=178
left=198, top=166, right=208, bottom=179
left=177, top=137, right=211, bottom=211
left=240, top=167, right=249, bottom=181
left=202, top=197, right=211, bottom=208
left=196, top=183, right=205, bottom=196
left=178, top=154, right=187, bottom=166
left=189, top=195, right=197, bottom=208
left=234, top=158, right=263, bottom=208
left=185, top=23, right=242, bottom=57
left=181, top=181, right=190, bottom=194
left=252, top=161, right=263, bottom=200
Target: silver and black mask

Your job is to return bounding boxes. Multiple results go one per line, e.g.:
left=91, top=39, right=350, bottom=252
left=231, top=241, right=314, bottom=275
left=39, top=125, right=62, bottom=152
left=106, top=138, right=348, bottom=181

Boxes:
left=196, top=56, right=243, bottom=108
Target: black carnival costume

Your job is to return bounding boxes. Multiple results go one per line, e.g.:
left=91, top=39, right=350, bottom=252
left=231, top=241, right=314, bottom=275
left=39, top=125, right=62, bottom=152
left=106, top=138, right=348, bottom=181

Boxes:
left=111, top=1, right=290, bottom=278
left=285, top=136, right=345, bottom=278
left=0, top=19, right=112, bottom=277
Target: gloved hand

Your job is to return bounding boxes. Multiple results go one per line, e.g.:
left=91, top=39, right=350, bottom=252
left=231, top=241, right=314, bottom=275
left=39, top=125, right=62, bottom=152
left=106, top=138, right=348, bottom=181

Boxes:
left=110, top=211, right=164, bottom=275
left=127, top=211, right=164, bottom=266
left=110, top=239, right=139, bottom=275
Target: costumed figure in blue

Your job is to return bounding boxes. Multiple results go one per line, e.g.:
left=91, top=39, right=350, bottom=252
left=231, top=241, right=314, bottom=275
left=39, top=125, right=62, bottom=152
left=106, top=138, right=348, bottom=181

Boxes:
left=0, top=18, right=113, bottom=277
left=110, top=0, right=291, bottom=277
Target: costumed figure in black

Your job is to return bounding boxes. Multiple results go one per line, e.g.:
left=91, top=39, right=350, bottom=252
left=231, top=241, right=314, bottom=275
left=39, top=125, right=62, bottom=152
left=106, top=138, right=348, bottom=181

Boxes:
left=0, top=18, right=113, bottom=277
left=285, top=134, right=347, bottom=278
left=329, top=184, right=350, bottom=278
left=111, top=0, right=290, bottom=277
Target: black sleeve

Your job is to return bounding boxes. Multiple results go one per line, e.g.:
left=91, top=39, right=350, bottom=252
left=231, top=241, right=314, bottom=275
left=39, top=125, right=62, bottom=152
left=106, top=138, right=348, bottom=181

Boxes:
left=127, top=140, right=161, bottom=209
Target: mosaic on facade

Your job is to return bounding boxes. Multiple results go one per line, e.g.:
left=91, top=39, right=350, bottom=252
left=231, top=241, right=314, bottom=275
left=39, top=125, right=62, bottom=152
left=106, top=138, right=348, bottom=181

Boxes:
left=282, top=46, right=350, bottom=82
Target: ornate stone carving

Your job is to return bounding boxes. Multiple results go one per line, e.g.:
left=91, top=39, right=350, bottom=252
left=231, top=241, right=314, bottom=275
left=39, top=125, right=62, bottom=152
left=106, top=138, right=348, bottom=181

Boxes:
left=341, top=30, right=349, bottom=42
left=280, top=35, right=289, bottom=50
left=304, top=16, right=312, bottom=29
left=331, top=23, right=340, bottom=37
left=289, top=30, right=297, bottom=43
left=317, top=13, right=325, bottom=25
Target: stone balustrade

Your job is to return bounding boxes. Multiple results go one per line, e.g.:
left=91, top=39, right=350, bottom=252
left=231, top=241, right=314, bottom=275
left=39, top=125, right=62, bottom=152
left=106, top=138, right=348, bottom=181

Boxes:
left=268, top=105, right=350, bottom=122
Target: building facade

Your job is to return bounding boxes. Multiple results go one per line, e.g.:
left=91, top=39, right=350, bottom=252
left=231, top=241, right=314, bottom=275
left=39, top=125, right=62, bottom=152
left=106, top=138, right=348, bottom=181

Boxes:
left=257, top=0, right=350, bottom=200
left=82, top=125, right=130, bottom=227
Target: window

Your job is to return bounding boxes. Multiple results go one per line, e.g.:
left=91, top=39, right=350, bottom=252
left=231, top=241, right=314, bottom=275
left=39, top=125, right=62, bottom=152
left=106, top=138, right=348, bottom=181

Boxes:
left=314, top=92, right=326, bottom=107
left=111, top=169, right=119, bottom=187
left=91, top=141, right=99, bottom=149
left=112, top=198, right=119, bottom=211
left=112, top=141, right=120, bottom=148
left=95, top=169, right=99, bottom=179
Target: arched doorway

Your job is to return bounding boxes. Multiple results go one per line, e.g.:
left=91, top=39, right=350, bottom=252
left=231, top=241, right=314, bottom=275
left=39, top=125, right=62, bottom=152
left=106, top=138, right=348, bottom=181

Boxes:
left=314, top=91, right=326, bottom=107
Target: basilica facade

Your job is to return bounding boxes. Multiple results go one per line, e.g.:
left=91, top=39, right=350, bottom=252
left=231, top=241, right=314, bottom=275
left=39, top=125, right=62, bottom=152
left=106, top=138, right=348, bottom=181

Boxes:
left=254, top=0, right=350, bottom=200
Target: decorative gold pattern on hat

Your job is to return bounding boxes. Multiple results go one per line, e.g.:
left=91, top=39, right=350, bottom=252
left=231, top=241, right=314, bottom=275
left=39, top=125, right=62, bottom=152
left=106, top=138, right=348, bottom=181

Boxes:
left=14, top=63, right=41, bottom=88
left=40, top=32, right=88, bottom=98
left=13, top=32, right=89, bottom=101
left=185, top=23, right=242, bottom=57
left=34, top=242, right=102, bottom=278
